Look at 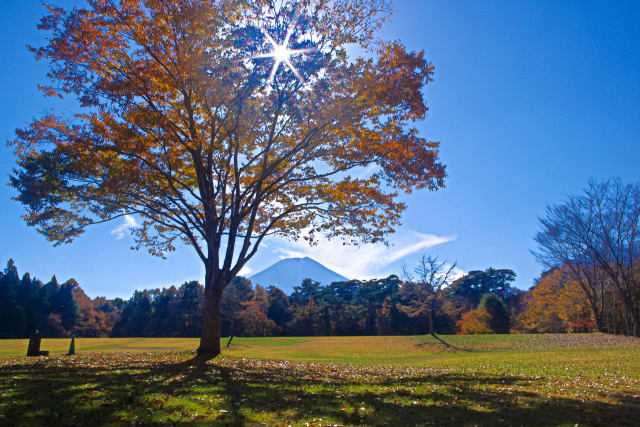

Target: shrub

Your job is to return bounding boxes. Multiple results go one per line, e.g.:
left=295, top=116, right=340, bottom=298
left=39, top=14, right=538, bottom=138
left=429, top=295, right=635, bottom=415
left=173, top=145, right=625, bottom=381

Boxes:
left=457, top=308, right=493, bottom=334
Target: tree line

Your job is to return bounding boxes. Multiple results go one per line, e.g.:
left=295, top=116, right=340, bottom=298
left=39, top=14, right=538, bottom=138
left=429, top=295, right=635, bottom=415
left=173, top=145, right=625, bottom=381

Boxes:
left=1, top=259, right=526, bottom=338
left=6, top=172, right=640, bottom=341
left=4, top=179, right=638, bottom=339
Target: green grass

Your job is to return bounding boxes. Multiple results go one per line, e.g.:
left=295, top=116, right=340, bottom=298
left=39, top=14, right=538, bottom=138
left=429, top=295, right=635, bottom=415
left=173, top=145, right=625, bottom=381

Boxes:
left=1, top=334, right=639, bottom=425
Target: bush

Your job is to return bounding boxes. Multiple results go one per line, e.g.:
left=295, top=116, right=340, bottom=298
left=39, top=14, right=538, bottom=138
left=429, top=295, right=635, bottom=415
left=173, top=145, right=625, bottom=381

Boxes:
left=457, top=308, right=493, bottom=334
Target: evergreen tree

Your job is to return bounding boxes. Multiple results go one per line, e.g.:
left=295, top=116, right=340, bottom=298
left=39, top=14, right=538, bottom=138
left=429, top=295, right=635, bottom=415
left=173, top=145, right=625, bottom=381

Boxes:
left=18, top=273, right=42, bottom=337
left=448, top=268, right=517, bottom=311
left=479, top=293, right=511, bottom=334
left=289, top=297, right=319, bottom=336
left=111, top=290, right=154, bottom=337
left=178, top=281, right=204, bottom=337
left=220, top=277, right=253, bottom=337
left=290, top=279, right=322, bottom=307
left=152, top=286, right=179, bottom=336
left=56, top=280, right=80, bottom=334
left=266, top=286, right=292, bottom=334
left=0, top=260, right=25, bottom=338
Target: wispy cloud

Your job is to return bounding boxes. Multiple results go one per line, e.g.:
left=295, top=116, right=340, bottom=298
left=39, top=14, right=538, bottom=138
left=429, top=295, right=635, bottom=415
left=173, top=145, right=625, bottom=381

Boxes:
left=273, top=231, right=456, bottom=280
left=110, top=215, right=139, bottom=240
left=239, top=265, right=253, bottom=276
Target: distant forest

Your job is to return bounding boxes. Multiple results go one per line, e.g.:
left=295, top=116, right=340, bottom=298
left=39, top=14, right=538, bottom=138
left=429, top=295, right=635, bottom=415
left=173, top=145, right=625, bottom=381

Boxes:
left=0, top=258, right=634, bottom=339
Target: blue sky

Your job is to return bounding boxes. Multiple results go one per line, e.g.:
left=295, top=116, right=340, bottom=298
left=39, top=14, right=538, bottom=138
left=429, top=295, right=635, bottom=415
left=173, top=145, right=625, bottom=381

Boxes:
left=1, top=1, right=639, bottom=298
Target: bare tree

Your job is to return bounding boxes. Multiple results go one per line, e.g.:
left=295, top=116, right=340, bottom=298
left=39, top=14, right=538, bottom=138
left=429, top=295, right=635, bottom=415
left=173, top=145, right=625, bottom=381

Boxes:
left=534, top=179, right=640, bottom=336
left=401, top=255, right=458, bottom=346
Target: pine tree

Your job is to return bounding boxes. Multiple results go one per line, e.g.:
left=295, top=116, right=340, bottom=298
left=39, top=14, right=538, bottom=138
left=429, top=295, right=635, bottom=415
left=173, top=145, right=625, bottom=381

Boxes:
left=479, top=293, right=510, bottom=334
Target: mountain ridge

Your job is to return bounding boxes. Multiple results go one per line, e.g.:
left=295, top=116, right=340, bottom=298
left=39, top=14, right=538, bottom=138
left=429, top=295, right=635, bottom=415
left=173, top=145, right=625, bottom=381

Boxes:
left=249, top=257, right=348, bottom=294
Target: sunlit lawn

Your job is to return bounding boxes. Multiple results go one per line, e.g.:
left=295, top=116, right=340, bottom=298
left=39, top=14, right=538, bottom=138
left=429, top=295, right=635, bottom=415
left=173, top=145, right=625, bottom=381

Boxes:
left=1, top=334, right=639, bottom=425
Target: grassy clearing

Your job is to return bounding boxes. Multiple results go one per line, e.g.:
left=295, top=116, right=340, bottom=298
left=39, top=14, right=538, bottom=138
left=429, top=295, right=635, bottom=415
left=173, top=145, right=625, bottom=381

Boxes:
left=1, top=334, right=639, bottom=425
left=0, top=337, right=201, bottom=358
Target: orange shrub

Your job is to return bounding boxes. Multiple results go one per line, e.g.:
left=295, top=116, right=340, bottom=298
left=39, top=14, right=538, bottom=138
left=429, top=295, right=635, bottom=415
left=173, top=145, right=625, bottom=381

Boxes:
left=457, top=308, right=493, bottom=334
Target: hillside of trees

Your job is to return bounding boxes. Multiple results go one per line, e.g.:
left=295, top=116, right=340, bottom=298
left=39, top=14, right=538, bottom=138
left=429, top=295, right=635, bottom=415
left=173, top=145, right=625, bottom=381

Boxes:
left=0, top=257, right=607, bottom=338
left=1, top=259, right=523, bottom=338
left=2, top=250, right=638, bottom=339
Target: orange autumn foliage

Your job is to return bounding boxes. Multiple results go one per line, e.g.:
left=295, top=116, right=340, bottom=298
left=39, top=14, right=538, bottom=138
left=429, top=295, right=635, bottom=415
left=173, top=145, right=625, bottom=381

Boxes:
left=72, top=286, right=109, bottom=337
left=517, top=267, right=593, bottom=333
left=457, top=308, right=493, bottom=335
left=11, top=0, right=446, bottom=356
left=236, top=285, right=277, bottom=336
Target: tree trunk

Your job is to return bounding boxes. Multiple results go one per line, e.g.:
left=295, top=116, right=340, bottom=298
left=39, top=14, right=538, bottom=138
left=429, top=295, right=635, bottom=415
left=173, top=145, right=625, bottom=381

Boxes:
left=198, top=277, right=225, bottom=359
left=589, top=299, right=604, bottom=332
left=612, top=291, right=617, bottom=334
left=624, top=304, right=631, bottom=336
left=428, top=306, right=435, bottom=334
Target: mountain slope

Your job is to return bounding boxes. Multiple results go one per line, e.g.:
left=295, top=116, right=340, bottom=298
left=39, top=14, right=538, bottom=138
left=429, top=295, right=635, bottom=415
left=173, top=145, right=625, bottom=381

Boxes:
left=249, top=257, right=348, bottom=294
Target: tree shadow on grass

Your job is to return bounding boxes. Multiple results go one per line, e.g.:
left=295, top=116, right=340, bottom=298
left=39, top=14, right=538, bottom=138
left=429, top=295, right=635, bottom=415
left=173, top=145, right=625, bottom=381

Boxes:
left=0, top=353, right=638, bottom=426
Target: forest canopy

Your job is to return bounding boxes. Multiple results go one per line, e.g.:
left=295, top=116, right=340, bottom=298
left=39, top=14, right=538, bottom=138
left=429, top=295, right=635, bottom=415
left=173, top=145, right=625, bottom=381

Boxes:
left=1, top=259, right=526, bottom=338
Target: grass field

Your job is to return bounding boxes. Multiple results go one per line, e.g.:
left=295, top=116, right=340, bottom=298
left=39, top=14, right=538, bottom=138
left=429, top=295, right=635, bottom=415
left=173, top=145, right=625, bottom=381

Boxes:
left=1, top=334, right=639, bottom=425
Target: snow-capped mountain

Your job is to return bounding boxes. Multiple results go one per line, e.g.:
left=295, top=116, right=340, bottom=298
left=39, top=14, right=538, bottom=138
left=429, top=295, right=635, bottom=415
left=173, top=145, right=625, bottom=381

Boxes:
left=249, top=257, right=348, bottom=294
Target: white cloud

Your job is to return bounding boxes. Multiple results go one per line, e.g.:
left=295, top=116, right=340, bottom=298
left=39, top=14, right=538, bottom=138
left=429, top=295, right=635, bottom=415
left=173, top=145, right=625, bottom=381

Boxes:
left=239, top=265, right=253, bottom=276
left=273, top=231, right=456, bottom=280
left=110, top=215, right=139, bottom=240
left=446, top=266, right=467, bottom=283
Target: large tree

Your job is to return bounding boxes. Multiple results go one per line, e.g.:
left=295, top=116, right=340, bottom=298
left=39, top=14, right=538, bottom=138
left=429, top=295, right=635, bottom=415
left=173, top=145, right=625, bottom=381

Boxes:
left=10, top=0, right=446, bottom=357
left=447, top=268, right=517, bottom=311
left=534, top=179, right=640, bottom=336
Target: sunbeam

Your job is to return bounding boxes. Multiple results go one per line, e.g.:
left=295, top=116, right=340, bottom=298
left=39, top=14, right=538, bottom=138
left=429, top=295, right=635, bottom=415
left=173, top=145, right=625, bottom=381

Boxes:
left=249, top=11, right=315, bottom=85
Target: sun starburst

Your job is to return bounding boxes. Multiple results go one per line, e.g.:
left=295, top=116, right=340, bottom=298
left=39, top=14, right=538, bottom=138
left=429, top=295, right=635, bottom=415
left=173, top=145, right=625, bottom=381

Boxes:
left=249, top=12, right=314, bottom=85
